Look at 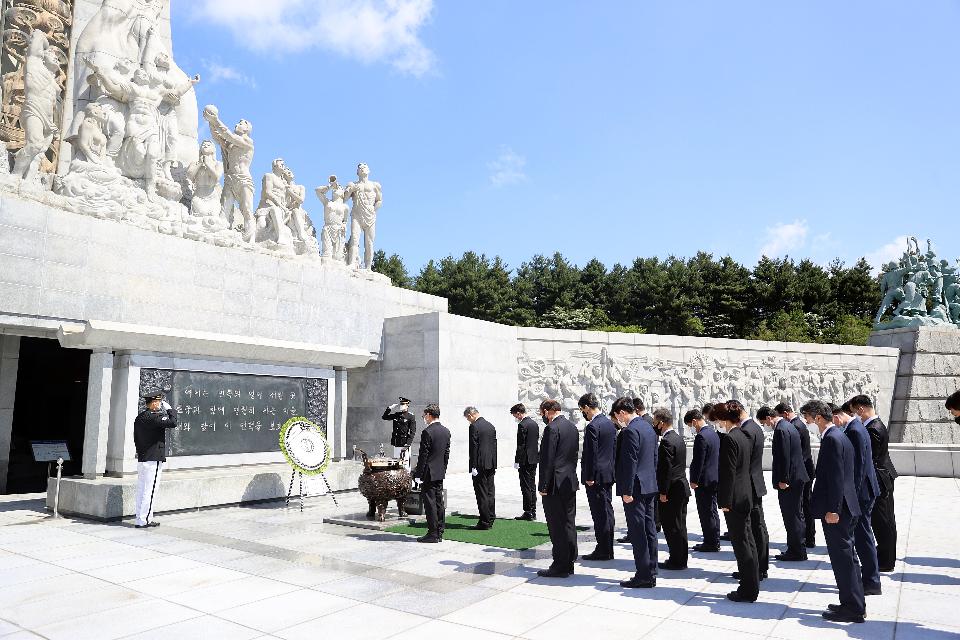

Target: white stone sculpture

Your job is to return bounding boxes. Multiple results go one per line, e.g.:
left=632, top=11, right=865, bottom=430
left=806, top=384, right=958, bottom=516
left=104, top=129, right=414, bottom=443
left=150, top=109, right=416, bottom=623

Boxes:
left=344, top=163, right=382, bottom=269
left=282, top=166, right=319, bottom=257
left=149, top=52, right=196, bottom=181
left=186, top=140, right=222, bottom=217
left=316, top=177, right=350, bottom=263
left=203, top=105, right=255, bottom=245
left=12, top=31, right=61, bottom=183
left=65, top=103, right=110, bottom=165
left=254, top=159, right=295, bottom=253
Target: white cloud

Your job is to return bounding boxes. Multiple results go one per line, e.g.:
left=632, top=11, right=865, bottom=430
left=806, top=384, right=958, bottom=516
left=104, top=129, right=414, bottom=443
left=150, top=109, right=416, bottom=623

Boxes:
left=760, top=219, right=809, bottom=259
left=191, top=0, right=435, bottom=76
left=488, top=147, right=527, bottom=188
left=202, top=60, right=257, bottom=88
left=863, top=235, right=911, bottom=275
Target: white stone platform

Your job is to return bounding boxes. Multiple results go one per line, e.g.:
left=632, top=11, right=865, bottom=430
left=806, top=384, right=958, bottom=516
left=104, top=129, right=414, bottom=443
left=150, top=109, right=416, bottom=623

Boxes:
left=45, top=461, right=363, bottom=520
left=0, top=471, right=954, bottom=639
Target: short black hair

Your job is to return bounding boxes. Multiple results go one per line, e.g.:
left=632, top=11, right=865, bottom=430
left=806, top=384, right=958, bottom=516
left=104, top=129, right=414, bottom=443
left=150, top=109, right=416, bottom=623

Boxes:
left=510, top=403, right=526, bottom=415
left=701, top=403, right=714, bottom=420
left=827, top=402, right=842, bottom=415
left=773, top=402, right=792, bottom=415
left=849, top=395, right=873, bottom=409
left=840, top=400, right=854, bottom=415
left=727, top=399, right=745, bottom=415
left=652, top=408, right=673, bottom=426
left=578, top=393, right=600, bottom=410
left=945, top=391, right=960, bottom=411
left=800, top=400, right=832, bottom=422
left=756, top=406, right=777, bottom=421
left=612, top=397, right=636, bottom=415
left=540, top=399, right=562, bottom=413
left=632, top=397, right=646, bottom=413
left=423, top=403, right=440, bottom=419
left=683, top=409, right=703, bottom=425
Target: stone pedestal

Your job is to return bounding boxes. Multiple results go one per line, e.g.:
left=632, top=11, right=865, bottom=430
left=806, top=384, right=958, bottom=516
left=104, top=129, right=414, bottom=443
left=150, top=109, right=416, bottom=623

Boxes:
left=869, top=326, right=960, bottom=444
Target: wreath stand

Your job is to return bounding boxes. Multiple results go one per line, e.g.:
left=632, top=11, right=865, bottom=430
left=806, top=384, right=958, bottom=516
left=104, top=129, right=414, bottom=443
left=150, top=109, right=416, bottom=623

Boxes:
left=285, top=469, right=339, bottom=512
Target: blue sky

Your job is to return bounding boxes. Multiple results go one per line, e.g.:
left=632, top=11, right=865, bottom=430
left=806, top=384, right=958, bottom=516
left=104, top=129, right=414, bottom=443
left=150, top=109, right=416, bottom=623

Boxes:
left=172, top=1, right=960, bottom=275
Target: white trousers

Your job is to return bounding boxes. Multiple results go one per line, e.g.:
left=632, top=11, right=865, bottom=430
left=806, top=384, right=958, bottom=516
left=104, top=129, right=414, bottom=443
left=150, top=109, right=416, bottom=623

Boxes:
left=393, top=446, right=411, bottom=469
left=135, top=461, right=163, bottom=526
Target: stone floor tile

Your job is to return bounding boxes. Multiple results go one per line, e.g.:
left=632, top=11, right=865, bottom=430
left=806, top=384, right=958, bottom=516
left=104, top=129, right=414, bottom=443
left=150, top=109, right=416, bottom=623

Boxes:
left=164, top=575, right=299, bottom=613
left=521, top=603, right=659, bottom=640
left=440, top=591, right=574, bottom=636
left=273, top=601, right=427, bottom=640
left=217, top=588, right=358, bottom=633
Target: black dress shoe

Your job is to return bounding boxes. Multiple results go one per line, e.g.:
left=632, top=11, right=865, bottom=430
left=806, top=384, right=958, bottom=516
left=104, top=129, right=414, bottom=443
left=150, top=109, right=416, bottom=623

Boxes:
left=720, top=532, right=731, bottom=541
left=805, top=541, right=816, bottom=549
left=692, top=543, right=720, bottom=552
left=146, top=522, right=160, bottom=528
left=514, top=513, right=534, bottom=521
left=822, top=609, right=865, bottom=623
left=537, top=568, right=573, bottom=578
left=776, top=553, right=807, bottom=562
left=863, top=586, right=882, bottom=596
left=620, top=577, right=655, bottom=588
left=658, top=562, right=687, bottom=570
left=469, top=523, right=492, bottom=531
left=581, top=552, right=614, bottom=561
left=726, top=591, right=757, bottom=603
left=879, top=565, right=896, bottom=572
left=617, top=535, right=630, bottom=543
left=416, top=535, right=440, bottom=543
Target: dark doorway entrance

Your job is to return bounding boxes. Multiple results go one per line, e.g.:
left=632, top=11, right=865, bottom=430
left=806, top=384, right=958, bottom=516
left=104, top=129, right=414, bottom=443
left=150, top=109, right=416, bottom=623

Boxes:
left=6, top=338, right=90, bottom=493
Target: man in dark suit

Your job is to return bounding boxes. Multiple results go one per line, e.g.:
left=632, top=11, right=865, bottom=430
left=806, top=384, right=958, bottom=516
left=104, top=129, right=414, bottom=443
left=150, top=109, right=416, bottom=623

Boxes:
left=537, top=399, right=580, bottom=578
left=614, top=397, right=659, bottom=588
left=776, top=402, right=816, bottom=548
left=465, top=407, right=497, bottom=530
left=758, top=406, right=809, bottom=561
left=735, top=401, right=770, bottom=580
left=579, top=393, right=617, bottom=561
left=803, top=400, right=865, bottom=623
left=839, top=400, right=881, bottom=595
left=133, top=389, right=178, bottom=528
left=715, top=401, right=759, bottom=603
left=850, top=395, right=898, bottom=573
left=511, top=403, right=539, bottom=521
left=654, top=408, right=691, bottom=569
left=685, top=408, right=721, bottom=553
left=412, top=403, right=451, bottom=543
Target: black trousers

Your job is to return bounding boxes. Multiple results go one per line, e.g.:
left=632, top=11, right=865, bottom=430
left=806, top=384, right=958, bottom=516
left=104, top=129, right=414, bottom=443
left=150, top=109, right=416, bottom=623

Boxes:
left=422, top=480, right=445, bottom=538
left=855, top=497, right=881, bottom=589
left=472, top=469, right=496, bottom=525
left=724, top=508, right=759, bottom=600
left=518, top=464, right=537, bottom=515
left=542, top=492, right=578, bottom=572
left=694, top=485, right=721, bottom=548
left=660, top=489, right=689, bottom=567
left=802, top=478, right=816, bottom=545
left=585, top=483, right=614, bottom=557
left=624, top=492, right=658, bottom=582
left=823, top=507, right=866, bottom=616
left=873, top=472, right=897, bottom=569
left=777, top=482, right=806, bottom=557
left=750, top=500, right=770, bottom=575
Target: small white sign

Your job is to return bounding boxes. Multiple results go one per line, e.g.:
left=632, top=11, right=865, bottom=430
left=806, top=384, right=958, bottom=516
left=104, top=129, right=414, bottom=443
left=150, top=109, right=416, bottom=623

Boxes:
left=31, top=441, right=71, bottom=462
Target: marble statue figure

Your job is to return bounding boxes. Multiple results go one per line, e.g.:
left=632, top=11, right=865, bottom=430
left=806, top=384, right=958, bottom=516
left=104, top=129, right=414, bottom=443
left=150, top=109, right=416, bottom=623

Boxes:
left=344, top=163, right=382, bottom=269
left=254, top=158, right=295, bottom=251
left=186, top=140, right=223, bottom=217
left=12, top=31, right=61, bottom=182
left=282, top=166, right=319, bottom=256
left=316, top=178, right=350, bottom=262
left=65, top=103, right=109, bottom=165
left=203, top=105, right=255, bottom=245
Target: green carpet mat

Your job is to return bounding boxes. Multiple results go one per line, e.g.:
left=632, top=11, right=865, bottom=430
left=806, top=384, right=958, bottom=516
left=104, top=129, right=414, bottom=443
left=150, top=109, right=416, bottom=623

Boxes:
left=385, top=513, right=585, bottom=550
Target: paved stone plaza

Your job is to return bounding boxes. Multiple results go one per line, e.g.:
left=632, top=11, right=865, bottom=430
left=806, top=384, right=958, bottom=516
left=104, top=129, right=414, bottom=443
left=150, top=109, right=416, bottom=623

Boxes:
left=0, top=472, right=953, bottom=639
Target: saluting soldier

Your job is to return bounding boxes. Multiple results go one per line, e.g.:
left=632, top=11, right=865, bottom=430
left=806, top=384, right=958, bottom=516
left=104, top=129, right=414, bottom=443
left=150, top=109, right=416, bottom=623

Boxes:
left=133, top=389, right=178, bottom=528
left=382, top=396, right=417, bottom=463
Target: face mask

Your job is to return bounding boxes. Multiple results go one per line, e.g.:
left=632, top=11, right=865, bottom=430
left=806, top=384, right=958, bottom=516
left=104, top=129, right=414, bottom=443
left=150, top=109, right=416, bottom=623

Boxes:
left=955, top=416, right=960, bottom=426
left=580, top=411, right=588, bottom=422
left=542, top=415, right=550, bottom=425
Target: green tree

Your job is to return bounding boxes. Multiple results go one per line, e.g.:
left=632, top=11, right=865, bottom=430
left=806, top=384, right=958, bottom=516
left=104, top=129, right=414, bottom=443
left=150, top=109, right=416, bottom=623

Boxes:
left=371, top=250, right=411, bottom=288
left=514, top=253, right=582, bottom=317
left=750, top=309, right=816, bottom=343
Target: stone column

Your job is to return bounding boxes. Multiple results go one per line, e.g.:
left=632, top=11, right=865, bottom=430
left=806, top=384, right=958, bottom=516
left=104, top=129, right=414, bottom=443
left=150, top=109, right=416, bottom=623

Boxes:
left=333, top=369, right=348, bottom=460
left=81, top=349, right=113, bottom=479
left=0, top=336, right=21, bottom=493
left=106, top=354, right=141, bottom=476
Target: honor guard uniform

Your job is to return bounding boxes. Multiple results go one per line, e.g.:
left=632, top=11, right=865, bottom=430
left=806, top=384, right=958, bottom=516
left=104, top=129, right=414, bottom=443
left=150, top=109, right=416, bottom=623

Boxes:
left=383, top=396, right=417, bottom=462
left=133, top=389, right=178, bottom=528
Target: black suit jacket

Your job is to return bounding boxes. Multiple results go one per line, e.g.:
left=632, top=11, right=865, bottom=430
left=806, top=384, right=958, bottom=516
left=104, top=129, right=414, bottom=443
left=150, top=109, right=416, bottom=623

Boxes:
left=515, top=417, right=539, bottom=465
left=791, top=416, right=815, bottom=480
left=615, top=416, right=659, bottom=497
left=772, top=418, right=809, bottom=486
left=468, top=417, right=497, bottom=471
left=134, top=408, right=178, bottom=462
left=718, top=427, right=754, bottom=514
left=689, top=425, right=720, bottom=487
left=811, top=426, right=862, bottom=519
left=537, top=416, right=580, bottom=496
left=657, top=429, right=691, bottom=497
left=864, top=417, right=898, bottom=481
left=383, top=408, right=417, bottom=447
left=414, top=421, right=450, bottom=482
left=845, top=417, right=880, bottom=505
left=740, top=419, right=767, bottom=499
left=581, top=414, right=617, bottom=485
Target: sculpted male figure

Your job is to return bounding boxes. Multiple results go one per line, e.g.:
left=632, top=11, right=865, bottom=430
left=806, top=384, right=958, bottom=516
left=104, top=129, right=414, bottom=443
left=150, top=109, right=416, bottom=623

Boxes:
left=316, top=177, right=350, bottom=261
left=255, top=159, right=293, bottom=247
left=344, top=163, right=383, bottom=269
left=203, top=105, right=255, bottom=244
left=13, top=31, right=61, bottom=181
left=186, top=140, right=223, bottom=217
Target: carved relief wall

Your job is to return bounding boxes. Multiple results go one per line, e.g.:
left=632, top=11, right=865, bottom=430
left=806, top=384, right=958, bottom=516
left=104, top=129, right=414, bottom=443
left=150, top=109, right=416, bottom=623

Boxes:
left=517, top=329, right=899, bottom=437
left=0, top=0, right=73, bottom=172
